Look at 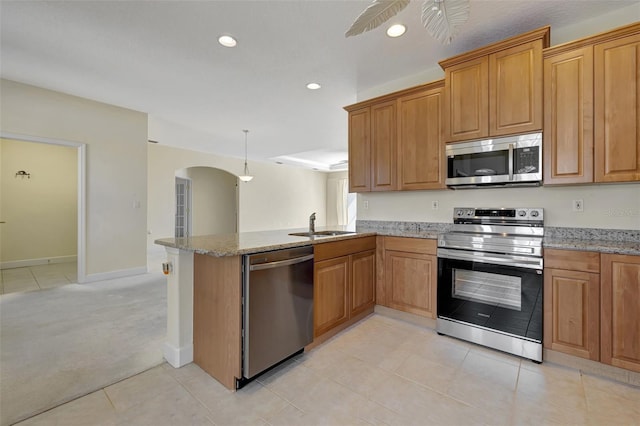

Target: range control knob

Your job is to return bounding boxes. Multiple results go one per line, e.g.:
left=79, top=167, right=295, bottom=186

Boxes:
left=466, top=210, right=473, bottom=216
left=456, top=209, right=464, bottom=217
left=531, top=210, right=540, bottom=218
left=518, top=210, right=527, bottom=217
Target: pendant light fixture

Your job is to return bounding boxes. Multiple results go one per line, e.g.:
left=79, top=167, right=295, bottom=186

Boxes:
left=238, top=129, right=254, bottom=182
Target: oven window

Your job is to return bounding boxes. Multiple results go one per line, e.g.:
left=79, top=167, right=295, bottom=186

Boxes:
left=452, top=269, right=521, bottom=311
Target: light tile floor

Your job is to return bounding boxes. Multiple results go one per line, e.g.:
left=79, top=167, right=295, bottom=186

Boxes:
left=15, top=314, right=640, bottom=426
left=0, top=262, right=77, bottom=294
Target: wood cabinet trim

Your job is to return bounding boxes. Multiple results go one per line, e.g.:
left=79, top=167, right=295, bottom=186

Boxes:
left=439, top=26, right=550, bottom=69
left=344, top=80, right=444, bottom=112
left=543, top=22, right=640, bottom=58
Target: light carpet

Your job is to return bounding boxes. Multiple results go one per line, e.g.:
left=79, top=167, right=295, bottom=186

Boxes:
left=0, top=272, right=167, bottom=426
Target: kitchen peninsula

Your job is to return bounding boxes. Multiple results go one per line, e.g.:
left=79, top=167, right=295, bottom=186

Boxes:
left=155, top=227, right=379, bottom=389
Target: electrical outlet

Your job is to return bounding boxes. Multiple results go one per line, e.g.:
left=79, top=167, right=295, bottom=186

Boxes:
left=573, top=199, right=584, bottom=212
left=432, top=200, right=439, bottom=210
left=363, top=200, right=369, bottom=210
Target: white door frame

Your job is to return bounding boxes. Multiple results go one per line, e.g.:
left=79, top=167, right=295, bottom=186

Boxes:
left=0, top=131, right=87, bottom=283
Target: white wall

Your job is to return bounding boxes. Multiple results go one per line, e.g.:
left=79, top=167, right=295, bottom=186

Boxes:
left=148, top=143, right=328, bottom=251
left=180, top=166, right=237, bottom=235
left=0, top=138, right=77, bottom=265
left=355, top=9, right=640, bottom=231
left=357, top=184, right=640, bottom=229
left=0, top=79, right=148, bottom=277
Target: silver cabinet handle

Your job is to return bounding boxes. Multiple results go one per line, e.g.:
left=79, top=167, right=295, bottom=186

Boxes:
left=249, top=254, right=314, bottom=271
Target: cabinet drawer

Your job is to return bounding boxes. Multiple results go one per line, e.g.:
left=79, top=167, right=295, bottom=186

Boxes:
left=314, top=236, right=376, bottom=262
left=384, top=236, right=436, bottom=255
left=544, top=248, right=600, bottom=273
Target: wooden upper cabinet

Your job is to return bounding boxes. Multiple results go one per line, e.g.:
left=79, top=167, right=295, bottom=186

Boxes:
left=346, top=100, right=397, bottom=192
left=490, top=40, right=544, bottom=136
left=440, top=26, right=549, bottom=143
left=397, top=85, right=445, bottom=190
left=601, top=254, right=640, bottom=372
left=348, top=107, right=370, bottom=192
left=594, top=32, right=640, bottom=183
left=543, top=46, right=594, bottom=184
left=443, top=57, right=489, bottom=142
left=371, top=101, right=397, bottom=191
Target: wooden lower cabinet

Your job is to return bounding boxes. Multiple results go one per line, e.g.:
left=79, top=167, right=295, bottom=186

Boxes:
left=544, top=249, right=600, bottom=361
left=544, top=268, right=600, bottom=360
left=351, top=250, right=376, bottom=317
left=601, top=254, right=640, bottom=372
left=381, top=237, right=437, bottom=319
left=314, top=256, right=349, bottom=337
left=313, top=237, right=376, bottom=339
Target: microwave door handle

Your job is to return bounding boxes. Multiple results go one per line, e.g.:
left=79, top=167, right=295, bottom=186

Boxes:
left=508, top=143, right=514, bottom=181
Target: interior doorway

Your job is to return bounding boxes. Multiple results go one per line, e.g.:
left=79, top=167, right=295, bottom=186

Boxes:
left=0, top=132, right=86, bottom=287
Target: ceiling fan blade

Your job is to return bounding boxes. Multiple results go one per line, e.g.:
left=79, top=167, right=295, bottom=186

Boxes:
left=345, top=0, right=411, bottom=37
left=421, top=0, right=470, bottom=44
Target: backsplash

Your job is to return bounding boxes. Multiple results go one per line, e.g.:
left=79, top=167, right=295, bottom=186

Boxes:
left=357, top=220, right=640, bottom=242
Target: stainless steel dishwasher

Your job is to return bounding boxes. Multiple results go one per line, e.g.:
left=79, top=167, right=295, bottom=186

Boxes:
left=240, top=246, right=314, bottom=387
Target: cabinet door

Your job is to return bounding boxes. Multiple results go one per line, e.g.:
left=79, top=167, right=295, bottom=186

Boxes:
left=594, top=33, right=640, bottom=182
left=398, top=87, right=445, bottom=190
left=351, top=250, right=376, bottom=317
left=314, top=256, right=350, bottom=337
left=601, top=254, right=640, bottom=372
left=544, top=268, right=600, bottom=361
left=444, top=56, right=489, bottom=142
left=371, top=101, right=397, bottom=191
left=489, top=40, right=544, bottom=136
left=348, top=107, right=371, bottom=192
left=543, top=46, right=594, bottom=184
left=385, top=250, right=437, bottom=318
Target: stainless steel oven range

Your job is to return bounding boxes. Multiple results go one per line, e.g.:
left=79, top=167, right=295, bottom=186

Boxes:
left=437, top=207, right=544, bottom=362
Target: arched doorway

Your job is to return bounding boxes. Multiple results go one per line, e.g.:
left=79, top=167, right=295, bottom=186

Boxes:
left=174, top=166, right=238, bottom=237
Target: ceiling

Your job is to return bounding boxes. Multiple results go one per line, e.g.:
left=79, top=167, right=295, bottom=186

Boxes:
left=1, top=0, right=636, bottom=170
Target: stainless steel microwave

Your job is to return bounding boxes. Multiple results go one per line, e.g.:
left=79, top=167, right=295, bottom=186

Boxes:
left=445, top=133, right=542, bottom=188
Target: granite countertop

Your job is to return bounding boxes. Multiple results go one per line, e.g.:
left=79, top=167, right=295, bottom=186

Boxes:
left=543, top=237, right=640, bottom=256
left=155, top=222, right=640, bottom=257
left=155, top=227, right=377, bottom=257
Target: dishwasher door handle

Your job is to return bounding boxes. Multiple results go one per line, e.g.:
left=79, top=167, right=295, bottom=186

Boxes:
left=249, top=254, right=314, bottom=271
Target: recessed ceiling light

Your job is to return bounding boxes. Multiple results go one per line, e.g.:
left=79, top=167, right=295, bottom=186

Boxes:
left=386, top=24, right=406, bottom=38
left=218, top=35, right=237, bottom=48
left=306, top=83, right=321, bottom=90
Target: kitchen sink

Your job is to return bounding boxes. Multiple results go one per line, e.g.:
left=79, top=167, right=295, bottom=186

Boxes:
left=288, top=230, right=355, bottom=237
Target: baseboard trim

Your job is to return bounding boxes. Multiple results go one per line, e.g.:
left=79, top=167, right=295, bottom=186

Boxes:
left=82, top=266, right=147, bottom=283
left=163, top=342, right=194, bottom=368
left=0, top=255, right=77, bottom=270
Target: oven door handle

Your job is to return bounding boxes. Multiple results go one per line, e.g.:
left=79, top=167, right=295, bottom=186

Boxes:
left=437, top=248, right=543, bottom=270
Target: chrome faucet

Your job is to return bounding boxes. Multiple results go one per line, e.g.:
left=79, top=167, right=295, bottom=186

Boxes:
left=309, top=212, right=316, bottom=233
